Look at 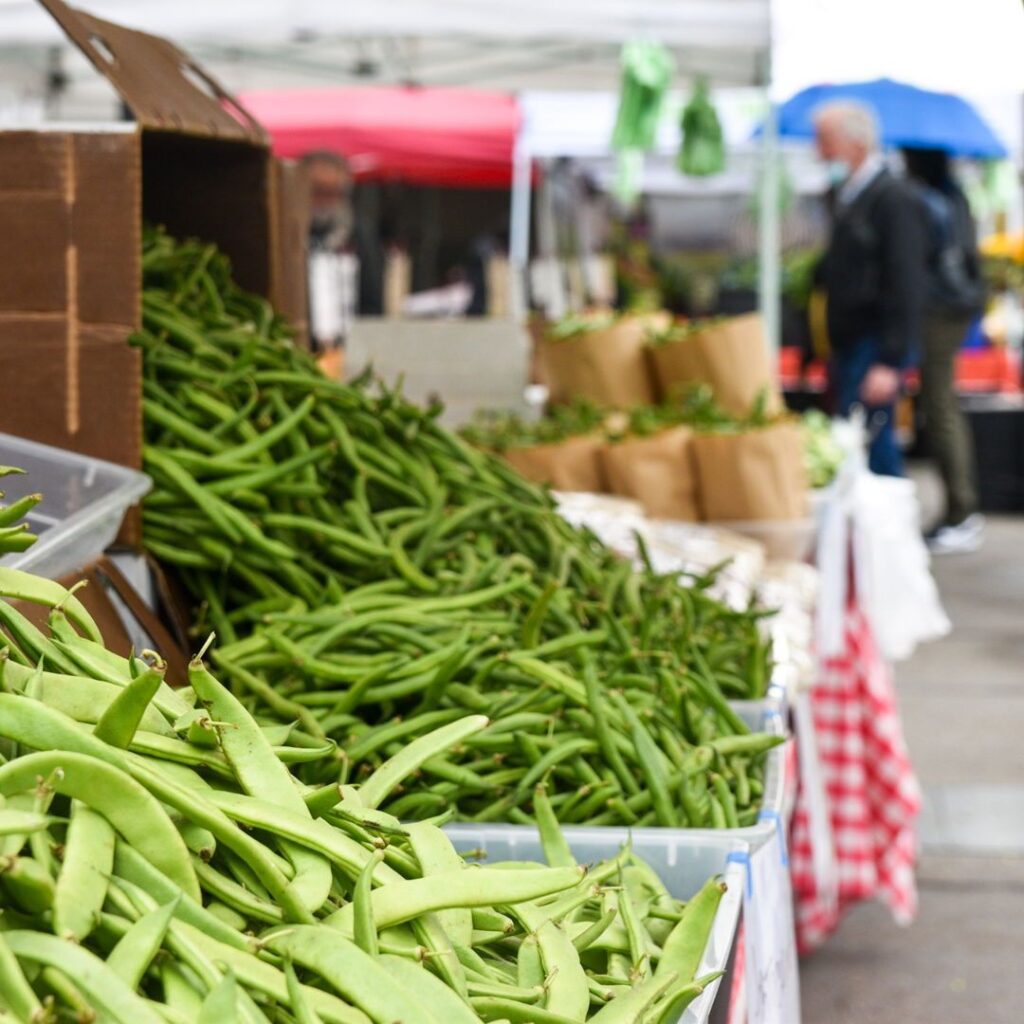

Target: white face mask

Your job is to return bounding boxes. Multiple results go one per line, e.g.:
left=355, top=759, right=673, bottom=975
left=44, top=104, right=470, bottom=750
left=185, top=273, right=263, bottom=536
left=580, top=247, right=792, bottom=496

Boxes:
left=824, top=159, right=852, bottom=187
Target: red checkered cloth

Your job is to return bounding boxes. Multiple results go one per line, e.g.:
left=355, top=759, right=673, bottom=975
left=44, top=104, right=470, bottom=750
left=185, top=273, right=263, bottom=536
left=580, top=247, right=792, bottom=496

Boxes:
left=790, top=601, right=921, bottom=953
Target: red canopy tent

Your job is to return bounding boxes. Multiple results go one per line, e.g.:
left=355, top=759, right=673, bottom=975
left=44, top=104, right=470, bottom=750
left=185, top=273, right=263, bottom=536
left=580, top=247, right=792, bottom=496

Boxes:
left=238, top=86, right=521, bottom=189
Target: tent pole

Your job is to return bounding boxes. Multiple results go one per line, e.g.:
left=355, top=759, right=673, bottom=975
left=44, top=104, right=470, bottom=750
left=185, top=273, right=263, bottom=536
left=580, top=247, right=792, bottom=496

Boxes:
left=509, top=134, right=532, bottom=320
left=758, top=79, right=782, bottom=360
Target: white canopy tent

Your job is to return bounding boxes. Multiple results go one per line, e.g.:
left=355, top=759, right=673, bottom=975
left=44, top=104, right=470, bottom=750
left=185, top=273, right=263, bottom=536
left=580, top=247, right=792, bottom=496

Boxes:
left=0, top=0, right=784, bottom=344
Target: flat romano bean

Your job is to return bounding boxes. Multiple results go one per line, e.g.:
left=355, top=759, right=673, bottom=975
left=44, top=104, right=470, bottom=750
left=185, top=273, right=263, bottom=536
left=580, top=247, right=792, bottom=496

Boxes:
left=405, top=822, right=473, bottom=948
left=352, top=849, right=384, bottom=957
left=265, top=927, right=437, bottom=1024
left=52, top=800, right=116, bottom=942
left=358, top=715, right=489, bottom=810
left=106, top=897, right=180, bottom=989
left=0, top=568, right=102, bottom=643
left=93, top=664, right=166, bottom=748
left=3, top=930, right=164, bottom=1024
left=189, top=657, right=332, bottom=914
left=0, top=931, right=42, bottom=1021
left=328, top=866, right=583, bottom=935
left=0, top=747, right=198, bottom=902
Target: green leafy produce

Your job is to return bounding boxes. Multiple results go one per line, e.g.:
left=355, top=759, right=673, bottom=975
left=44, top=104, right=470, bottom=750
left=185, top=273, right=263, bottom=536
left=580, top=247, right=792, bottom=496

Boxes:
left=611, top=42, right=675, bottom=153
left=134, top=228, right=778, bottom=829
left=461, top=400, right=606, bottom=452
left=645, top=318, right=726, bottom=348
left=802, top=410, right=845, bottom=488
left=0, top=568, right=727, bottom=1024
left=678, top=78, right=725, bottom=178
left=546, top=312, right=618, bottom=341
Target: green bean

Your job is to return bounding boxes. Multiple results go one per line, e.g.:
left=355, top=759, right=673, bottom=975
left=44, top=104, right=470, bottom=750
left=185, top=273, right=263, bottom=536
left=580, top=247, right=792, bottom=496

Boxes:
left=264, top=928, right=434, bottom=1024
left=284, top=961, right=324, bottom=1024
left=1, top=853, right=54, bottom=914
left=353, top=849, right=384, bottom=956
left=188, top=656, right=332, bottom=914
left=328, top=866, right=582, bottom=933
left=0, top=931, right=43, bottom=1021
left=93, top=663, right=165, bottom=748
left=52, top=801, right=116, bottom=941
left=532, top=784, right=575, bottom=868
left=178, top=923, right=370, bottom=1024
left=657, top=876, right=727, bottom=986
left=0, top=568, right=102, bottom=643
left=198, top=970, right=240, bottom=1024
left=359, top=715, right=488, bottom=810
left=106, top=896, right=180, bottom=989
left=588, top=970, right=679, bottom=1023
left=4, top=930, right=165, bottom=1024
left=0, top=748, right=197, bottom=901
left=126, top=758, right=313, bottom=923
left=610, top=696, right=677, bottom=828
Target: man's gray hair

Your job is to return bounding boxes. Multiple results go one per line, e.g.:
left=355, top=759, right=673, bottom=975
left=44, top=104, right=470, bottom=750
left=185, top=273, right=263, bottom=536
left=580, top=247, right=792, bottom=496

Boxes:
left=813, top=101, right=880, bottom=150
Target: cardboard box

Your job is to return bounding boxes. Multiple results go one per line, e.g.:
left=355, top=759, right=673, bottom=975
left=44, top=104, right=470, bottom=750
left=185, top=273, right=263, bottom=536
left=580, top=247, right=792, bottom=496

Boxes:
left=0, top=0, right=308, bottom=483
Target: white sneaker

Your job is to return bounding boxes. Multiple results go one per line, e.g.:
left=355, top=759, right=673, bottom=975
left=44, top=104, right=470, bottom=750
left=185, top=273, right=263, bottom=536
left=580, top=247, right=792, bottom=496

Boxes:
left=927, top=513, right=985, bottom=555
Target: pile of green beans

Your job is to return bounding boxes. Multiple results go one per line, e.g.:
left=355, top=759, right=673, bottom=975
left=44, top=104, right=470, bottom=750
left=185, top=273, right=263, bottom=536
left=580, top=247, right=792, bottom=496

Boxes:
left=0, top=467, right=39, bottom=556
left=135, top=228, right=778, bottom=828
left=0, top=568, right=728, bottom=1024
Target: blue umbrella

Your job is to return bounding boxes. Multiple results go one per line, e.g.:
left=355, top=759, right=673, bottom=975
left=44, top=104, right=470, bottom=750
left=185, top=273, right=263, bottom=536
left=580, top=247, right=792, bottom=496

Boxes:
left=771, top=78, right=1008, bottom=159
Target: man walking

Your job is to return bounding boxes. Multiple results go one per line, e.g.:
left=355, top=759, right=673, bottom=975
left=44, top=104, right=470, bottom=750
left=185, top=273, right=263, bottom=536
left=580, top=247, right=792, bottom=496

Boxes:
left=815, top=102, right=928, bottom=476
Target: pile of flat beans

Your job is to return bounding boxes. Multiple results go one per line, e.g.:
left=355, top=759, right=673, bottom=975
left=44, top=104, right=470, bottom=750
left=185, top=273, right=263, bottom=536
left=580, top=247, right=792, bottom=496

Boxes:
left=134, top=229, right=780, bottom=830
left=0, top=566, right=726, bottom=1024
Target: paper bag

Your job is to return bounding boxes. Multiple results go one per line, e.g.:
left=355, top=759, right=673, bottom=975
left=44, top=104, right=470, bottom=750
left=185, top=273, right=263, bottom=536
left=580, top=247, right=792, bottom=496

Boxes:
left=692, top=422, right=809, bottom=521
left=647, top=313, right=783, bottom=417
left=539, top=312, right=668, bottom=407
left=502, top=435, right=606, bottom=493
left=600, top=426, right=699, bottom=521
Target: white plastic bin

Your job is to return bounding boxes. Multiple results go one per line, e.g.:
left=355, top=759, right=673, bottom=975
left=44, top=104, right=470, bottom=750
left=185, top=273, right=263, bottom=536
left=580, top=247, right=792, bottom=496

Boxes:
left=446, top=825, right=746, bottom=1024
left=0, top=433, right=151, bottom=579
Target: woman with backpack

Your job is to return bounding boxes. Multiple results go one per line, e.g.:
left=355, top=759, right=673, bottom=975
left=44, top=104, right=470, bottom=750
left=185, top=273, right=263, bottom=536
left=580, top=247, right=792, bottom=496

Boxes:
left=903, top=147, right=986, bottom=553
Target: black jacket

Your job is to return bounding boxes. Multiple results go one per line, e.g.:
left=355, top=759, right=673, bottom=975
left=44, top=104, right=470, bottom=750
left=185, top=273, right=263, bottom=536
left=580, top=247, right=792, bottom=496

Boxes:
left=819, top=168, right=928, bottom=366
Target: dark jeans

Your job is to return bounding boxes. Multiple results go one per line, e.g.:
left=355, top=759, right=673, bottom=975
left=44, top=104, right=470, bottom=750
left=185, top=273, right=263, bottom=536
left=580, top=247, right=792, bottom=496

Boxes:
left=832, top=337, right=905, bottom=477
left=920, top=315, right=978, bottom=524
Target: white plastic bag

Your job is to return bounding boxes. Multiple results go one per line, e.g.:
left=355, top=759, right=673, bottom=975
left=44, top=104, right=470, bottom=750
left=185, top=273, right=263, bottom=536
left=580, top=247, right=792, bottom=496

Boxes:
left=851, top=471, right=951, bottom=661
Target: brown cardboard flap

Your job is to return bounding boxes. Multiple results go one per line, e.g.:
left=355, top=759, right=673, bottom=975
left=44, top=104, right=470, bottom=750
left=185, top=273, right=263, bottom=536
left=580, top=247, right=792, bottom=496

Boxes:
left=0, top=330, right=140, bottom=469
left=39, top=0, right=267, bottom=145
left=0, top=194, right=68, bottom=311
left=73, top=133, right=140, bottom=326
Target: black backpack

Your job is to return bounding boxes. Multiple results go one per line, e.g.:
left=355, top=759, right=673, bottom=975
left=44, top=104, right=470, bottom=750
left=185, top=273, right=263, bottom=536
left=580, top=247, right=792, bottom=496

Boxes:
left=916, top=184, right=985, bottom=316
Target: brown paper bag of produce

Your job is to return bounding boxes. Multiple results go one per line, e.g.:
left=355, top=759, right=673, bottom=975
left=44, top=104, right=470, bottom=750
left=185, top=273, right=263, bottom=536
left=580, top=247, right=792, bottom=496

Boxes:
left=502, top=434, right=607, bottom=492
left=600, top=426, right=699, bottom=521
left=648, top=313, right=783, bottom=417
left=539, top=312, right=668, bottom=407
left=692, top=422, right=809, bottom=521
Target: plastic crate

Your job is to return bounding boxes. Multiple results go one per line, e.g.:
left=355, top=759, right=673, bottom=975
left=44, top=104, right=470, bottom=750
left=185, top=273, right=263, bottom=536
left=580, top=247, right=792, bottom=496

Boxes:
left=0, top=433, right=151, bottom=580
left=445, top=825, right=746, bottom=1024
